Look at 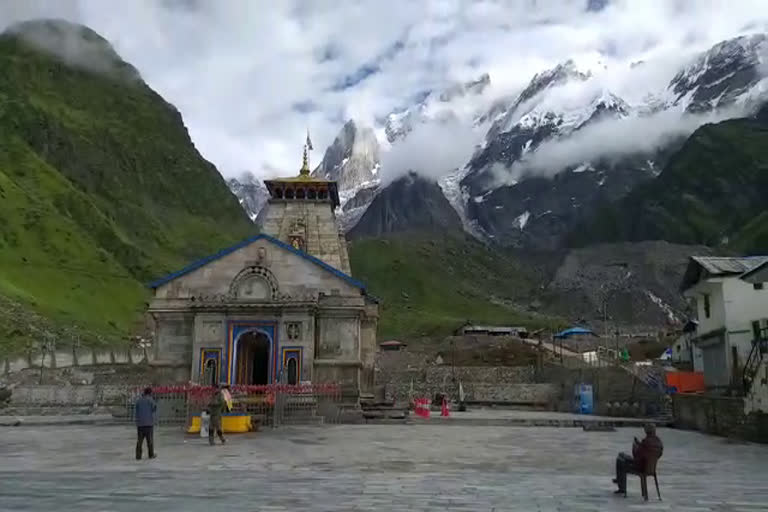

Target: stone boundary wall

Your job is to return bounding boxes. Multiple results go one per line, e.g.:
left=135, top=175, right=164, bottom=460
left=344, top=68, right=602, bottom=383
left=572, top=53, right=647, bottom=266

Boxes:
left=536, top=364, right=664, bottom=416
left=379, top=364, right=546, bottom=404
left=461, top=383, right=557, bottom=404
left=2, top=347, right=154, bottom=374
left=9, top=384, right=133, bottom=406
left=673, top=393, right=768, bottom=443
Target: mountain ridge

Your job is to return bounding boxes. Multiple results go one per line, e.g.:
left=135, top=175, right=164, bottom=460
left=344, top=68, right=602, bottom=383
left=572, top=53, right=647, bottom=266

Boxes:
left=570, top=103, right=768, bottom=253
left=0, top=20, right=255, bottom=353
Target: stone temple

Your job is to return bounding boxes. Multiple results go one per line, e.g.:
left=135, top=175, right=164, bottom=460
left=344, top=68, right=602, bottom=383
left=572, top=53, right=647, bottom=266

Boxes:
left=146, top=143, right=378, bottom=400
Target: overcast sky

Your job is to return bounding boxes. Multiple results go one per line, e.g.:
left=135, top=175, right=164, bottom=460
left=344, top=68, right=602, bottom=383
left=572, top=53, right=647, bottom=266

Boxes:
left=2, top=0, right=768, bottom=179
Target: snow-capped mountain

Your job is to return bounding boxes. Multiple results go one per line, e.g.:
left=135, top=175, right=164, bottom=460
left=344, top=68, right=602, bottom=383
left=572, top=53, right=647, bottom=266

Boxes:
left=312, top=119, right=380, bottom=192
left=227, top=172, right=269, bottom=222
left=455, top=33, right=768, bottom=248
left=384, top=73, right=490, bottom=143
left=338, top=181, right=381, bottom=232
left=329, top=75, right=492, bottom=232
left=482, top=60, right=592, bottom=141
left=226, top=33, right=768, bottom=245
left=463, top=80, right=633, bottom=199
left=308, top=119, right=383, bottom=231
left=348, top=172, right=463, bottom=239
left=667, top=34, right=768, bottom=113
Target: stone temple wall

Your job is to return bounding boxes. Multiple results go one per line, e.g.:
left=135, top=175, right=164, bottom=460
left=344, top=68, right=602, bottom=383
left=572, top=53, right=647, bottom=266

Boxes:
left=8, top=384, right=131, bottom=406
left=376, top=350, right=555, bottom=405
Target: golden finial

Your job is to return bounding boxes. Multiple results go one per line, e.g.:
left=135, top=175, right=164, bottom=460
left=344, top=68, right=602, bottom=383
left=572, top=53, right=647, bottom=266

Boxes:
left=299, top=129, right=313, bottom=177
left=300, top=144, right=310, bottom=176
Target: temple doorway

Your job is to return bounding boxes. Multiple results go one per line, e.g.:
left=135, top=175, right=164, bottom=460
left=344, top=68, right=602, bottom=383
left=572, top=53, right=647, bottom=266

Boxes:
left=235, top=331, right=271, bottom=385
left=286, top=357, right=298, bottom=385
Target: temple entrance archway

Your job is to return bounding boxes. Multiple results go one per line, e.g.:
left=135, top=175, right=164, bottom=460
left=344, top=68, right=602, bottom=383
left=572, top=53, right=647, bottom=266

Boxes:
left=235, top=331, right=271, bottom=385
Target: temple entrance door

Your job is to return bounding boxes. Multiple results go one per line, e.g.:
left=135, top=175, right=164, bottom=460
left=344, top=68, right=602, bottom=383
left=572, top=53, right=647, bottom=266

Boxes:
left=236, top=332, right=270, bottom=385
left=286, top=357, right=298, bottom=385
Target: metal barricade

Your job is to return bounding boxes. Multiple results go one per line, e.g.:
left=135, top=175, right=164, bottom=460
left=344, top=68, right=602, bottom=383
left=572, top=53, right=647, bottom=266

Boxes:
left=123, top=383, right=343, bottom=429
left=124, top=386, right=192, bottom=427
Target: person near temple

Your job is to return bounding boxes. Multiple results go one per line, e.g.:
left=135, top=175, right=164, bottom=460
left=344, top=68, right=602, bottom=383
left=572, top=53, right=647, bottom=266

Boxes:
left=207, top=384, right=227, bottom=446
left=614, top=423, right=664, bottom=494
left=135, top=387, right=157, bottom=460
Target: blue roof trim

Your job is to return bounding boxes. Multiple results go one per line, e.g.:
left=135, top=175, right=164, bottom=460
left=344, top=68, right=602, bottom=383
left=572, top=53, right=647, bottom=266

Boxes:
left=147, top=234, right=366, bottom=291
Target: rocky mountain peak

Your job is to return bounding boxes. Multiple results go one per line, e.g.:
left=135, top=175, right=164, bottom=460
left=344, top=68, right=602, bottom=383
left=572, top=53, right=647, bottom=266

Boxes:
left=668, top=33, right=768, bottom=113
left=485, top=59, right=594, bottom=141
left=385, top=73, right=492, bottom=143
left=438, top=72, right=491, bottom=102
left=227, top=172, right=269, bottom=222
left=312, top=119, right=380, bottom=192
left=348, top=172, right=463, bottom=239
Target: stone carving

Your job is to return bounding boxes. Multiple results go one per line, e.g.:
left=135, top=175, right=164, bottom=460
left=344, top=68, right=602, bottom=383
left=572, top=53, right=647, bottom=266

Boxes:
left=289, top=235, right=304, bottom=251
left=290, top=218, right=306, bottom=234
left=286, top=322, right=301, bottom=340
left=289, top=219, right=306, bottom=251
left=277, top=291, right=318, bottom=302
left=203, top=321, right=220, bottom=340
left=320, top=341, right=342, bottom=357
left=191, top=294, right=231, bottom=303
left=228, top=266, right=279, bottom=300
left=256, top=246, right=268, bottom=266
left=237, top=275, right=270, bottom=299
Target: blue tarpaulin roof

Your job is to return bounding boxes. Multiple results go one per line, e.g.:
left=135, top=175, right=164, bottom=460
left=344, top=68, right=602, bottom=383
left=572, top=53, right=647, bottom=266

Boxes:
left=554, top=327, right=598, bottom=339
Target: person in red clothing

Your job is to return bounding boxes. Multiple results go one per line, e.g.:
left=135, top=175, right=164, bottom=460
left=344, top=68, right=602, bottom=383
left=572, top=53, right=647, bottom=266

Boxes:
left=613, top=424, right=664, bottom=494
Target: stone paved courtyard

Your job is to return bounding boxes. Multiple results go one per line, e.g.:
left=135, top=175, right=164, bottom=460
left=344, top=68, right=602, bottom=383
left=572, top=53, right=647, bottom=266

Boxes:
left=1, top=424, right=767, bottom=511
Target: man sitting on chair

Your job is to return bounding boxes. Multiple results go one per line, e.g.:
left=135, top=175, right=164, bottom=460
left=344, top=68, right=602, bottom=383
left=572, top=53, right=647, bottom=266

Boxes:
left=614, top=424, right=663, bottom=494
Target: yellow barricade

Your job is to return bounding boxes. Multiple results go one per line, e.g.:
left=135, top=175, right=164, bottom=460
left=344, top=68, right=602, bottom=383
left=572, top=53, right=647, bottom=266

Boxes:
left=187, top=414, right=252, bottom=434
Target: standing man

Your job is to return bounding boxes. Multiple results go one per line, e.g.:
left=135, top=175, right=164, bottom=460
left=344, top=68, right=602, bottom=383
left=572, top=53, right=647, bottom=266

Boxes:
left=207, top=384, right=227, bottom=446
left=135, top=387, right=157, bottom=460
left=613, top=423, right=663, bottom=494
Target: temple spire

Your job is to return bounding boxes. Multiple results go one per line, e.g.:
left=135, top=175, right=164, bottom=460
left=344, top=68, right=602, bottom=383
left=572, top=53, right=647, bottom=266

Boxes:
left=300, top=129, right=313, bottom=177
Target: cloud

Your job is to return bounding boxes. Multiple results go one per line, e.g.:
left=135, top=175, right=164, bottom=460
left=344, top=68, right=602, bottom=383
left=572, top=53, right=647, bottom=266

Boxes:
left=491, top=104, right=752, bottom=187
left=0, top=0, right=767, bottom=179
left=6, top=19, right=141, bottom=81
left=379, top=118, right=483, bottom=186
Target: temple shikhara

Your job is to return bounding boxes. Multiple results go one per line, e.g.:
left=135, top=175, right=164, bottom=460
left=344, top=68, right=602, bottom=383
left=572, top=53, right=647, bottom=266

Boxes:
left=146, top=134, right=378, bottom=401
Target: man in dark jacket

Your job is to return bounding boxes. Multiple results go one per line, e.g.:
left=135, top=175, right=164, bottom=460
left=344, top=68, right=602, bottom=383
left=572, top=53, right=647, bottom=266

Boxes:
left=135, top=387, right=157, bottom=460
left=614, top=423, right=663, bottom=493
left=207, top=385, right=227, bottom=446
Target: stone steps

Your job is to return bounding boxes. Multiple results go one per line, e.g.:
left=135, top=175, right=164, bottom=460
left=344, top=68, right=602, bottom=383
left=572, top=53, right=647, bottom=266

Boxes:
left=361, top=398, right=410, bottom=423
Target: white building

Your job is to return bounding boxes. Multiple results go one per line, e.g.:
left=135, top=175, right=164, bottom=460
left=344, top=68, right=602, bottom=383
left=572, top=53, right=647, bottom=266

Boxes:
left=669, top=320, right=699, bottom=367
left=740, top=260, right=768, bottom=412
left=680, top=256, right=768, bottom=391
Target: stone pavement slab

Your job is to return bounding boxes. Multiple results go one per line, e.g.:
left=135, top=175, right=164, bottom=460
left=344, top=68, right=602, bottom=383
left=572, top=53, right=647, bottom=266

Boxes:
left=1, top=424, right=767, bottom=511
left=414, top=409, right=657, bottom=427
left=0, top=414, right=116, bottom=427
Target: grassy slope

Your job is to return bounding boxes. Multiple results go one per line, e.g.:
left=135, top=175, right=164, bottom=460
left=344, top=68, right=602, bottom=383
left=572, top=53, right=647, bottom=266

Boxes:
left=348, top=233, right=561, bottom=339
left=571, top=114, right=768, bottom=253
left=0, top=27, right=254, bottom=353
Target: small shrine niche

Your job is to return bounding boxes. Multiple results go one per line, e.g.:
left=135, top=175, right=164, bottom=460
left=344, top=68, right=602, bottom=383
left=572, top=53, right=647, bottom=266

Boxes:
left=289, top=219, right=306, bottom=252
left=289, top=235, right=304, bottom=251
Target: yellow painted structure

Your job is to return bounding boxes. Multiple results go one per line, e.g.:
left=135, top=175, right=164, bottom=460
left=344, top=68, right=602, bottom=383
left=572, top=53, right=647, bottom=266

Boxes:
left=187, top=414, right=252, bottom=434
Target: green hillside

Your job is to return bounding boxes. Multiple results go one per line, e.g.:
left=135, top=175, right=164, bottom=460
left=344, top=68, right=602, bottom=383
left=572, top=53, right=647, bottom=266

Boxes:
left=0, top=21, right=254, bottom=354
left=348, top=233, right=561, bottom=339
left=571, top=107, right=768, bottom=254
